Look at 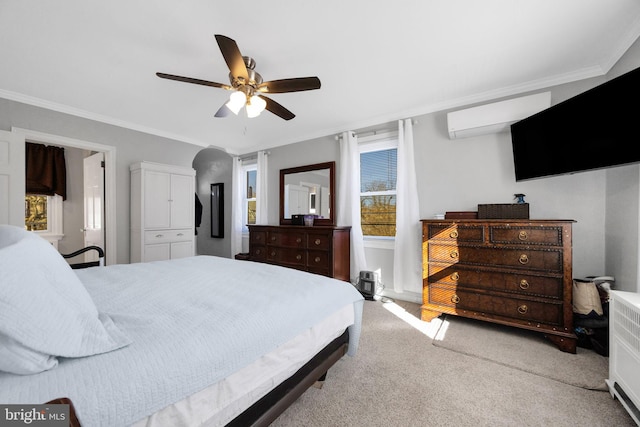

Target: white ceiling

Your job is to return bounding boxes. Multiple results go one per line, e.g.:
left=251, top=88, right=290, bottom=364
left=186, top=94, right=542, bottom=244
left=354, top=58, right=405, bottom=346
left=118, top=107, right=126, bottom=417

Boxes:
left=2, top=1, right=640, bottom=155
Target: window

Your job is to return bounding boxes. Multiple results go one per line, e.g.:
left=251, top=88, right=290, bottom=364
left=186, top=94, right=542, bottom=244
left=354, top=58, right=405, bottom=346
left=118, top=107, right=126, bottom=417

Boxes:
left=242, top=164, right=257, bottom=232
left=24, top=194, right=63, bottom=245
left=360, top=136, right=398, bottom=237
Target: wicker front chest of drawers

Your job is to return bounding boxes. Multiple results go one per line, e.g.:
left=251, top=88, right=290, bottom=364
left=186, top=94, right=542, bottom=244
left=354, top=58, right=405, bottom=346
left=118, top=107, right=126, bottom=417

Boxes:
left=421, top=219, right=577, bottom=353
left=248, top=225, right=351, bottom=282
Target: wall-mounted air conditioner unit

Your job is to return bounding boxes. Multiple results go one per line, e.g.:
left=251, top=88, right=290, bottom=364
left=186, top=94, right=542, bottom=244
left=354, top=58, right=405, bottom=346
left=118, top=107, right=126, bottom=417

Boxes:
left=447, top=92, right=551, bottom=139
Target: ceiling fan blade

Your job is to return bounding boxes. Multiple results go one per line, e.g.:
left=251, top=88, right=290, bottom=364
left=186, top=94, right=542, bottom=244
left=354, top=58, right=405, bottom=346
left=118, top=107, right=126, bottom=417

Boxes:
left=258, top=77, right=321, bottom=93
left=215, top=34, right=249, bottom=82
left=214, top=103, right=233, bottom=118
left=156, top=72, right=231, bottom=90
left=261, top=95, right=295, bottom=120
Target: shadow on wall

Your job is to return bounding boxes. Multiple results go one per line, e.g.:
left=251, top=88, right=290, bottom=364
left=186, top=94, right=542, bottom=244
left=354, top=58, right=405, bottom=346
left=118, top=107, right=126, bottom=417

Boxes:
left=192, top=148, right=234, bottom=258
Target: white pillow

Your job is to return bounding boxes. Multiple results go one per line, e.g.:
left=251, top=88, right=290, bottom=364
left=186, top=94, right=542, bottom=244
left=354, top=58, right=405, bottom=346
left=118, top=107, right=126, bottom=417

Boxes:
left=0, top=225, right=131, bottom=374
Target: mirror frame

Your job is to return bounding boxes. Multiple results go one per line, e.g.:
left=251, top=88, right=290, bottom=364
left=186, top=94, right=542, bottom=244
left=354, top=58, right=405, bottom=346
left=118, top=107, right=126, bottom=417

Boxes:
left=279, top=161, right=336, bottom=226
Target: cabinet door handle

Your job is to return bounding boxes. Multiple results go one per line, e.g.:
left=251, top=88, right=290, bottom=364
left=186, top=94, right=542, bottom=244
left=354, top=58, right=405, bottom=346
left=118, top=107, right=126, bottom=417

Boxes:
left=519, top=254, right=529, bottom=264
left=519, top=279, right=530, bottom=290
left=517, top=304, right=528, bottom=314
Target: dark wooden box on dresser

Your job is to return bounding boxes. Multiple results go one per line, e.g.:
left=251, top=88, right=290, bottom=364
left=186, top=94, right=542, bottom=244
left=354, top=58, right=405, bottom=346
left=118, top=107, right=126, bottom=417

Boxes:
left=248, top=225, right=351, bottom=282
left=421, top=219, right=577, bottom=353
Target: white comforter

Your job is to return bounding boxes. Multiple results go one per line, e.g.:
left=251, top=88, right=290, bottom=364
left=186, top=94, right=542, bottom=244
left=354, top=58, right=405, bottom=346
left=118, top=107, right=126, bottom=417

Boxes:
left=0, top=256, right=364, bottom=426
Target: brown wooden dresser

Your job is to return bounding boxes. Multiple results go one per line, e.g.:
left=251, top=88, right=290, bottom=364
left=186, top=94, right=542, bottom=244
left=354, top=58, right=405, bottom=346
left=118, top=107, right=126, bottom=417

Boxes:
left=248, top=225, right=351, bottom=281
left=421, top=219, right=577, bottom=353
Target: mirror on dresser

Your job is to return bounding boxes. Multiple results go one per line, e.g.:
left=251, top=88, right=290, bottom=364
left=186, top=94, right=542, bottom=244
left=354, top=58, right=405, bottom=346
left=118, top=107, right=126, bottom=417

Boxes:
left=279, top=161, right=335, bottom=226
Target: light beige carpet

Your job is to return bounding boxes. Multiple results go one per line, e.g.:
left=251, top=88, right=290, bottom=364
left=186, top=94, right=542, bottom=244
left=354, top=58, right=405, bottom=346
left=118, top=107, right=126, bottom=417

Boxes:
left=432, top=314, right=609, bottom=390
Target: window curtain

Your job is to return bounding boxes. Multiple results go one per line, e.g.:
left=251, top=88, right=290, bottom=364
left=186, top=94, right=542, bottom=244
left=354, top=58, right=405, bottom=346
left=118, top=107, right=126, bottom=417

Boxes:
left=230, top=156, right=243, bottom=257
left=337, top=131, right=367, bottom=283
left=25, top=142, right=67, bottom=200
left=393, top=119, right=421, bottom=293
left=255, top=150, right=268, bottom=224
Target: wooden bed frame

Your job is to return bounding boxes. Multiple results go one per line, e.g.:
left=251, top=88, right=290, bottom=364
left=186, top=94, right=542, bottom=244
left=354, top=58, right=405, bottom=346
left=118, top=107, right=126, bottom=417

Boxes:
left=48, top=329, right=349, bottom=426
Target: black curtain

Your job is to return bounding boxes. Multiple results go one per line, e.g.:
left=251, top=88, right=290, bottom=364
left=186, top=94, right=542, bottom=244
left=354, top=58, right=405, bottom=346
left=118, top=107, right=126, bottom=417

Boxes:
left=25, top=142, right=67, bottom=200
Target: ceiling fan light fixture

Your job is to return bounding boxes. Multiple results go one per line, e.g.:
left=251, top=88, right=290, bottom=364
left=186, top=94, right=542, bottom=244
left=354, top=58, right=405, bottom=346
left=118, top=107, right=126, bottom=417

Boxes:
left=246, top=95, right=266, bottom=118
left=226, top=91, right=246, bottom=115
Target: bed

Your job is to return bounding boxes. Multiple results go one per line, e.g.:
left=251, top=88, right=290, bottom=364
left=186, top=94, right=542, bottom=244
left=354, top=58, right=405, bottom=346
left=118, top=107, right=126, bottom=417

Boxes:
left=0, top=225, right=364, bottom=426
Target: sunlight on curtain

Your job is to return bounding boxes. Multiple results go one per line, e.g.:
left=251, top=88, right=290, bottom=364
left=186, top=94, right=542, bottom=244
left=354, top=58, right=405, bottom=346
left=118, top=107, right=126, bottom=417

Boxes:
left=393, top=119, right=422, bottom=293
left=230, top=156, right=243, bottom=257
left=337, top=131, right=367, bottom=282
left=255, top=151, right=268, bottom=224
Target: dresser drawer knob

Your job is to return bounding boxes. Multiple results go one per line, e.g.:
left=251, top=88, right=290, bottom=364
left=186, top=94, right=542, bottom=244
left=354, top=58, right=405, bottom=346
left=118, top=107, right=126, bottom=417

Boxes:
left=518, top=230, right=528, bottom=241
left=519, top=279, right=530, bottom=290
left=256, top=235, right=262, bottom=241
left=296, top=254, right=302, bottom=260
left=296, top=237, right=302, bottom=243
left=271, top=236, right=276, bottom=241
left=451, top=294, right=460, bottom=304
left=314, top=256, right=321, bottom=263
left=517, top=304, right=528, bottom=314
left=519, top=254, right=529, bottom=264
left=449, top=230, right=458, bottom=239
left=271, top=251, right=276, bottom=257
left=255, top=249, right=261, bottom=255
left=450, top=250, right=459, bottom=259
left=451, top=272, right=460, bottom=281
left=315, top=238, right=321, bottom=245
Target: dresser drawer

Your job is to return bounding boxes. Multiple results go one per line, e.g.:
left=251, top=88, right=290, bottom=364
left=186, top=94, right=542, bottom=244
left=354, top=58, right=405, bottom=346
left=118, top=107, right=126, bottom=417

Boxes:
left=267, top=247, right=305, bottom=266
left=427, top=262, right=563, bottom=299
left=428, top=244, right=564, bottom=273
left=426, top=224, right=484, bottom=243
left=307, top=232, right=332, bottom=250
left=489, top=225, right=564, bottom=246
left=267, top=231, right=305, bottom=247
left=428, top=283, right=563, bottom=326
left=144, top=229, right=192, bottom=244
left=250, top=230, right=267, bottom=245
left=250, top=245, right=267, bottom=261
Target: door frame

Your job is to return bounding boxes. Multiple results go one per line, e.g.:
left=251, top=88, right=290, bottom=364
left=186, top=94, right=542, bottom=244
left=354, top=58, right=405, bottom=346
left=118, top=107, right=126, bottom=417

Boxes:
left=12, top=127, right=117, bottom=265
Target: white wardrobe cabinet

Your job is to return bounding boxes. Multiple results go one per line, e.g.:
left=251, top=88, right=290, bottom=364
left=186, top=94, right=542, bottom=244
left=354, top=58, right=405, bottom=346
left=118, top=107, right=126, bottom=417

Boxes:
left=131, top=162, right=195, bottom=263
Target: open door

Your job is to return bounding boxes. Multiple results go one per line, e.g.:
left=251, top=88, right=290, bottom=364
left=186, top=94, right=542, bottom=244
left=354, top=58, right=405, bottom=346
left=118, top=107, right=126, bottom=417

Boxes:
left=83, top=152, right=104, bottom=263
left=0, top=130, right=24, bottom=226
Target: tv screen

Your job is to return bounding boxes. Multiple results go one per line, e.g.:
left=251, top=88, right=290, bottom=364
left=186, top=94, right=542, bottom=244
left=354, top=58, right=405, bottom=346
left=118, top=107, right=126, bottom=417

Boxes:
left=511, top=66, right=640, bottom=181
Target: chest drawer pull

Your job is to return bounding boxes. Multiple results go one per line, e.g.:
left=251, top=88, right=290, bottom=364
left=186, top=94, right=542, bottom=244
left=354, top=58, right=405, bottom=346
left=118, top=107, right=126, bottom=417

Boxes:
left=155, top=234, right=163, bottom=238
left=255, top=235, right=262, bottom=241
left=517, top=304, right=528, bottom=314
left=518, top=230, right=528, bottom=241
left=296, top=254, right=302, bottom=260
left=314, top=256, right=321, bottom=263
left=271, top=236, right=277, bottom=241
left=271, top=251, right=276, bottom=256
left=451, top=272, right=460, bottom=281
left=296, top=237, right=302, bottom=243
left=314, top=238, right=321, bottom=245
left=519, top=279, right=530, bottom=290
left=449, top=230, right=458, bottom=238
left=177, top=233, right=184, bottom=236
left=519, top=254, right=529, bottom=264
left=255, top=249, right=261, bottom=255
left=451, top=294, right=460, bottom=304
left=450, top=250, right=459, bottom=259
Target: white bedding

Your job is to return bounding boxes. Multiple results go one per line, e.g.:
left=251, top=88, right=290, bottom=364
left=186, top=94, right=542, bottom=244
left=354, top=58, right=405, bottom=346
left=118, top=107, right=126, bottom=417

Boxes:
left=0, top=255, right=364, bottom=426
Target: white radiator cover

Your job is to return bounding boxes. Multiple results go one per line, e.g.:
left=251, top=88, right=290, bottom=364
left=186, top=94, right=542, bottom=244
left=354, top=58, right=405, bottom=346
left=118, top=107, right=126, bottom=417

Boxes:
left=606, top=290, right=640, bottom=425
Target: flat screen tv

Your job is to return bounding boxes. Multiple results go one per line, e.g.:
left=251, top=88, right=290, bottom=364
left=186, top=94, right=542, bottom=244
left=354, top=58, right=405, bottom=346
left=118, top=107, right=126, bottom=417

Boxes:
left=510, top=66, right=640, bottom=181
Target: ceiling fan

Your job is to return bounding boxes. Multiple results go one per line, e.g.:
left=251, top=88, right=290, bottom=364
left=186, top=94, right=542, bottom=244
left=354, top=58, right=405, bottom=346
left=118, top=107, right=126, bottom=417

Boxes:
left=156, top=34, right=321, bottom=120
